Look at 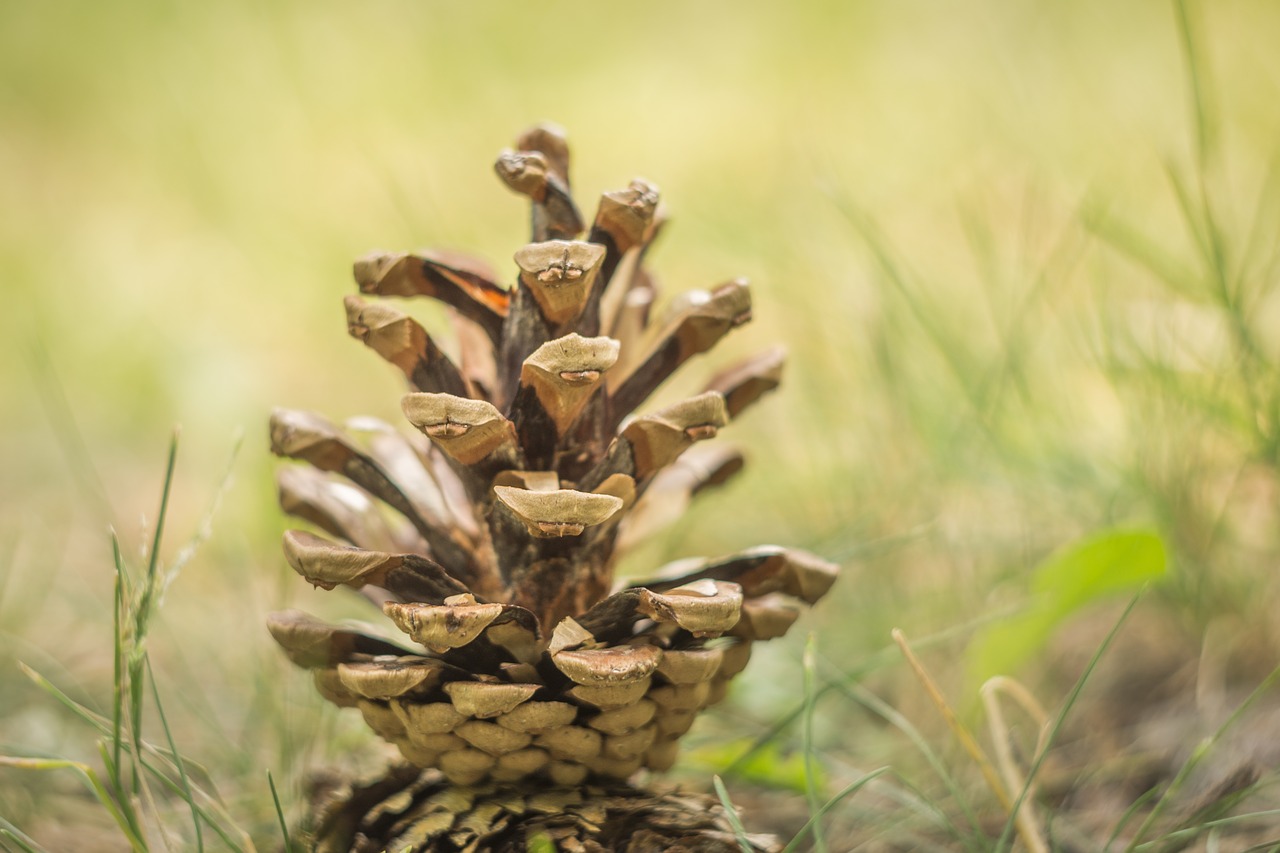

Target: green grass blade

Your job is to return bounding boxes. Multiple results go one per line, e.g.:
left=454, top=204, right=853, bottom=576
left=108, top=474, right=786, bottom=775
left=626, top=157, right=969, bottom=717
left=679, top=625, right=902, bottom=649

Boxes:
left=0, top=818, right=47, bottom=853
left=19, top=662, right=114, bottom=736
left=1244, top=842, right=1280, bottom=853
left=95, top=743, right=147, bottom=848
left=267, top=770, right=293, bottom=853
left=127, top=434, right=179, bottom=794
left=1082, top=203, right=1204, bottom=301
left=128, top=653, right=146, bottom=796
left=833, top=679, right=982, bottom=846
left=1104, top=785, right=1161, bottom=851
left=1134, top=808, right=1280, bottom=851
left=725, top=615, right=998, bottom=778
left=994, top=591, right=1143, bottom=852
left=801, top=636, right=827, bottom=853
left=1, top=831, right=44, bottom=853
left=781, top=767, right=891, bottom=853
left=19, top=662, right=216, bottom=782
left=142, top=432, right=179, bottom=613
left=1173, top=0, right=1214, bottom=169
left=13, top=664, right=236, bottom=851
left=146, top=657, right=202, bottom=852
left=112, top=534, right=128, bottom=796
left=1125, top=664, right=1280, bottom=850
left=712, top=775, right=756, bottom=853
left=0, top=756, right=147, bottom=852
left=878, top=767, right=983, bottom=850
left=1163, top=769, right=1262, bottom=844
left=160, top=430, right=241, bottom=598
left=1, top=830, right=45, bottom=853
left=135, top=755, right=248, bottom=853
left=834, top=197, right=990, bottom=428
left=20, top=655, right=207, bottom=845
left=1162, top=162, right=1212, bottom=266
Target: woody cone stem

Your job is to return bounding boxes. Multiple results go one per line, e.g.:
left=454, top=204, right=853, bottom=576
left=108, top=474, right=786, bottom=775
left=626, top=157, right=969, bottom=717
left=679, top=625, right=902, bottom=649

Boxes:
left=270, top=124, right=838, bottom=852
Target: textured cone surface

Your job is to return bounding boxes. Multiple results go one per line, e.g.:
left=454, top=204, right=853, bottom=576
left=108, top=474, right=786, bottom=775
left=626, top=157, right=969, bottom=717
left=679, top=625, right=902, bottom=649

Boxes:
left=269, top=125, right=839, bottom=838
left=308, top=766, right=777, bottom=853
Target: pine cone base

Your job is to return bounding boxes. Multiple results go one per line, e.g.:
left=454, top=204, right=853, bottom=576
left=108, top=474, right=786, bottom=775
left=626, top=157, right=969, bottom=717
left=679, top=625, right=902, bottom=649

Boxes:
left=307, top=764, right=778, bottom=853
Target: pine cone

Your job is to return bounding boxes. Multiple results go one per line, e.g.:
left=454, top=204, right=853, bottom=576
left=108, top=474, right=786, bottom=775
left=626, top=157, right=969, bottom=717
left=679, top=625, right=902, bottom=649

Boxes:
left=268, top=124, right=838, bottom=848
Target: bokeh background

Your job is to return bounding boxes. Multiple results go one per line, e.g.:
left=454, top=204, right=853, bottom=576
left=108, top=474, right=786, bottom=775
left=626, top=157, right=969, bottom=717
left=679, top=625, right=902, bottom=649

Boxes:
left=3, top=0, right=1280, bottom=848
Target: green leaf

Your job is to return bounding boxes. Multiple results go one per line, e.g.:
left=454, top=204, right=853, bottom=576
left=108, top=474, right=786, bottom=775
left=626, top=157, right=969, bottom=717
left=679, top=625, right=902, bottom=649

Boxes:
left=967, top=529, right=1166, bottom=684
left=1031, top=529, right=1166, bottom=607
left=268, top=770, right=293, bottom=853
left=712, top=776, right=756, bottom=853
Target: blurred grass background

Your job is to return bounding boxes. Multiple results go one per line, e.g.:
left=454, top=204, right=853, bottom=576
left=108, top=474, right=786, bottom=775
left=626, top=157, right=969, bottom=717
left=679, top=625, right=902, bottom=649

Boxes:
left=3, top=0, right=1280, bottom=848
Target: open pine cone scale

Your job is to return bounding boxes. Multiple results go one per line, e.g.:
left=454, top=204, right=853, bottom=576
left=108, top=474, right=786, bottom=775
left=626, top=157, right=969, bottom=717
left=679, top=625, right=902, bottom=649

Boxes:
left=268, top=124, right=838, bottom=789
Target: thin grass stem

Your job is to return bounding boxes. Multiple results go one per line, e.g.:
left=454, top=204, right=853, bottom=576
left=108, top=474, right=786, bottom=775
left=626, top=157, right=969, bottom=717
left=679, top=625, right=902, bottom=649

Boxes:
left=0, top=818, right=47, bottom=853
left=137, top=756, right=250, bottom=853
left=780, top=767, right=891, bottom=853
left=125, top=434, right=178, bottom=801
left=801, top=636, right=828, bottom=853
left=147, top=657, right=202, bottom=852
left=725, top=613, right=1001, bottom=778
left=0, top=756, right=147, bottom=852
left=1105, top=786, right=1162, bottom=851
left=1133, top=809, right=1280, bottom=851
left=831, top=678, right=982, bottom=846
left=95, top=744, right=148, bottom=848
left=995, top=591, right=1142, bottom=852
left=711, top=776, right=756, bottom=853
left=111, top=535, right=128, bottom=798
left=1125, top=664, right=1280, bottom=850
left=267, top=770, right=293, bottom=853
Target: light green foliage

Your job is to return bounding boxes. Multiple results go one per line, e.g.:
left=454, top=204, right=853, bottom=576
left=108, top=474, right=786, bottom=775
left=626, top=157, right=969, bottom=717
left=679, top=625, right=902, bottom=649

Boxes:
left=965, top=529, right=1167, bottom=685
left=689, top=740, right=817, bottom=795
